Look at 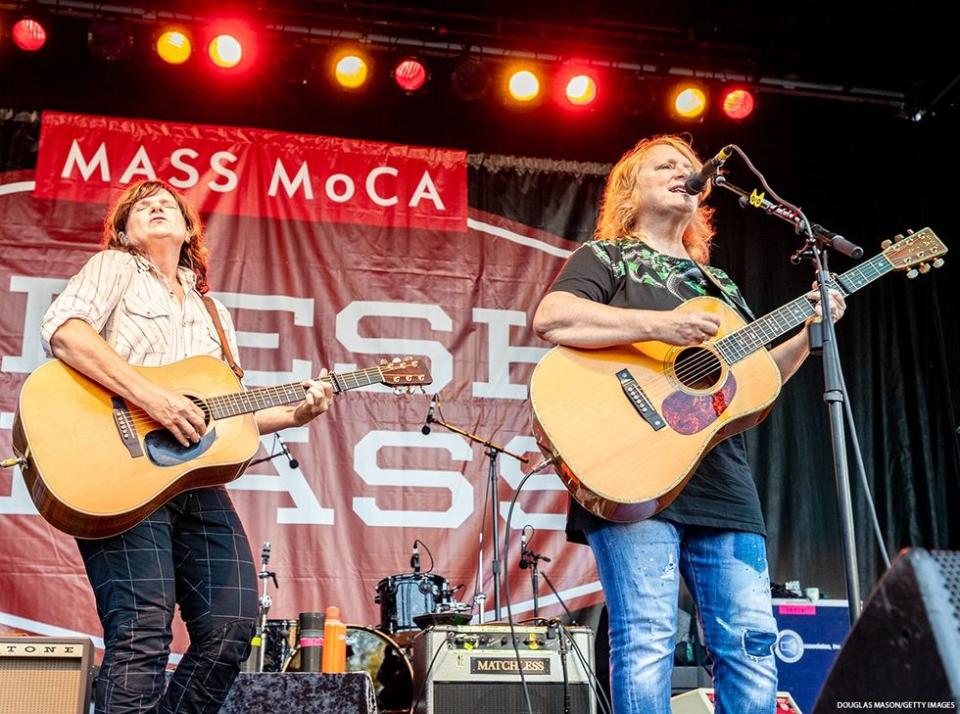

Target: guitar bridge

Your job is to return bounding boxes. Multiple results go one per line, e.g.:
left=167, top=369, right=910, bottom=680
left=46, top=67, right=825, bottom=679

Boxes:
left=112, top=398, right=144, bottom=459
left=616, top=369, right=666, bottom=431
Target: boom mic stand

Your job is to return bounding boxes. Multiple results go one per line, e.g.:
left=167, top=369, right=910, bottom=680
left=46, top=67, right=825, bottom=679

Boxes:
left=713, top=153, right=865, bottom=622
left=423, top=396, right=528, bottom=622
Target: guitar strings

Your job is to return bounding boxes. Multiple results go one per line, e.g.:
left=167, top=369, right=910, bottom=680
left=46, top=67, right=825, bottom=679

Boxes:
left=116, top=365, right=401, bottom=431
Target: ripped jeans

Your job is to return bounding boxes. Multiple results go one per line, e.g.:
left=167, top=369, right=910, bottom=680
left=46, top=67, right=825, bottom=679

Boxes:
left=586, top=519, right=778, bottom=714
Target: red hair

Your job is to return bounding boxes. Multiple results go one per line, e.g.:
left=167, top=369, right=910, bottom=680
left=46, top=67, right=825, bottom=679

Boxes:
left=594, top=135, right=717, bottom=263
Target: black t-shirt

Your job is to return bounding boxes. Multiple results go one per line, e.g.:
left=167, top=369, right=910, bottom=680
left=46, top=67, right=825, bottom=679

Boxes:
left=548, top=238, right=767, bottom=542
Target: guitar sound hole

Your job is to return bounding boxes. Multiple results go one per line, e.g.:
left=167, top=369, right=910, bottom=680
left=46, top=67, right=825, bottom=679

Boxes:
left=674, top=347, right=723, bottom=391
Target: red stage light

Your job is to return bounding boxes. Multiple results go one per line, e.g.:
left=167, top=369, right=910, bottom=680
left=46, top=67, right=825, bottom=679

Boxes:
left=722, top=88, right=756, bottom=120
left=565, top=74, right=598, bottom=107
left=393, top=57, right=428, bottom=92
left=204, top=20, right=257, bottom=73
left=209, top=34, right=243, bottom=68
left=12, top=17, right=48, bottom=52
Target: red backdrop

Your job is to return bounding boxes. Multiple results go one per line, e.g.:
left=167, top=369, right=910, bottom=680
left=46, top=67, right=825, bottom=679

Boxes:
left=0, top=113, right=600, bottom=657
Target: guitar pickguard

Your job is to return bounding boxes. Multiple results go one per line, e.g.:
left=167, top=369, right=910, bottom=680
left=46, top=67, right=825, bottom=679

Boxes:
left=144, top=427, right=218, bottom=467
left=661, top=374, right=738, bottom=435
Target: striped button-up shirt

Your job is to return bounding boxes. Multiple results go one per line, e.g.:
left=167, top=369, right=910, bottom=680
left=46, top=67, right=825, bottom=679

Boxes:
left=41, top=249, right=240, bottom=369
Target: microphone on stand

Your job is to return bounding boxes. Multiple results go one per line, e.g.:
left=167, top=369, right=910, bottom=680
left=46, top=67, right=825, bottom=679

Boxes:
left=421, top=395, right=437, bottom=435
left=260, top=542, right=271, bottom=569
left=410, top=541, right=421, bottom=573
left=683, top=145, right=734, bottom=195
left=519, top=530, right=529, bottom=569
left=276, top=435, right=299, bottom=469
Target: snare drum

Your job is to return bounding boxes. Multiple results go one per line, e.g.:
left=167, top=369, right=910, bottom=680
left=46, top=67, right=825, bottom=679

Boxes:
left=283, top=625, right=413, bottom=714
left=375, top=573, right=451, bottom=633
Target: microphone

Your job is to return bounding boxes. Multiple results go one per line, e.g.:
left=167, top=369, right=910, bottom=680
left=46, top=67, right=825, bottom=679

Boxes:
left=261, top=542, right=271, bottom=567
left=683, top=146, right=733, bottom=195
left=421, top=395, right=437, bottom=435
left=277, top=435, right=299, bottom=469
left=519, top=531, right=529, bottom=569
left=410, top=542, right=421, bottom=573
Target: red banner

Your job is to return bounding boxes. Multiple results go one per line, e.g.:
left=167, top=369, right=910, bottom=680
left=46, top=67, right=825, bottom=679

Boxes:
left=0, top=115, right=600, bottom=660
left=34, top=112, right=467, bottom=232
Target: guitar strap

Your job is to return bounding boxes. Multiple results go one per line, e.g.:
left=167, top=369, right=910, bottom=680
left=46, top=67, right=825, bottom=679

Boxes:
left=201, top=295, right=245, bottom=380
left=694, top=262, right=757, bottom=322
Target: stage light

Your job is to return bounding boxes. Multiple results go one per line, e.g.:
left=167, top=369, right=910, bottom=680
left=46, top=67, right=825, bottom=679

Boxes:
left=393, top=57, right=428, bottom=93
left=508, top=69, right=540, bottom=102
left=334, top=53, right=369, bottom=89
left=209, top=33, right=242, bottom=69
left=12, top=17, right=47, bottom=52
left=722, top=87, right=755, bottom=120
left=673, top=86, right=707, bottom=119
left=565, top=74, right=597, bottom=107
left=88, top=19, right=135, bottom=62
left=451, top=57, right=490, bottom=101
left=156, top=29, right=192, bottom=65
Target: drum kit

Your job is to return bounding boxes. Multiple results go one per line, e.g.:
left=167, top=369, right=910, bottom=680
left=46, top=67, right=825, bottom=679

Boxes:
left=242, top=545, right=470, bottom=714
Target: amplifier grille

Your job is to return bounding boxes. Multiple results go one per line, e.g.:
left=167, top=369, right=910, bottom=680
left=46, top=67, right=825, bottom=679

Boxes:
left=0, top=658, right=84, bottom=714
left=432, top=681, right=592, bottom=714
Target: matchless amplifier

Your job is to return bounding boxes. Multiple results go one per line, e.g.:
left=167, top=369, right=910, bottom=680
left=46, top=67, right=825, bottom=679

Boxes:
left=413, top=624, right=597, bottom=714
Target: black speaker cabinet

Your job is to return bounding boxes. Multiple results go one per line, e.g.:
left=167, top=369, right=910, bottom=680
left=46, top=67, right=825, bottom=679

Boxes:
left=0, top=636, right=94, bottom=714
left=413, top=624, right=597, bottom=714
left=813, top=548, right=960, bottom=711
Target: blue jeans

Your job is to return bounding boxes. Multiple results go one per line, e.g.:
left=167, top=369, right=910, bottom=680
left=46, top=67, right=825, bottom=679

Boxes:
left=586, top=519, right=778, bottom=714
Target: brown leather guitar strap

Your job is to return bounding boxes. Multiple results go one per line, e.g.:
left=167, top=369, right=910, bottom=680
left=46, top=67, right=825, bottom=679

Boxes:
left=201, top=295, right=245, bottom=380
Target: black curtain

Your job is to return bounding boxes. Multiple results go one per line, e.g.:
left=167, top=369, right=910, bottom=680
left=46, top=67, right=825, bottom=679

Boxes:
left=470, top=105, right=960, bottom=601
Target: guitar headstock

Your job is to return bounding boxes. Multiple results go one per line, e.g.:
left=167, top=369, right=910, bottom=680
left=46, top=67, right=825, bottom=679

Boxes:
left=378, top=357, right=433, bottom=394
left=881, top=227, right=947, bottom=278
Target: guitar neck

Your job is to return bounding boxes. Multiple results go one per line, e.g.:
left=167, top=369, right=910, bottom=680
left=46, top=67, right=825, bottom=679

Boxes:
left=715, top=252, right=892, bottom=364
left=205, top=366, right=384, bottom=420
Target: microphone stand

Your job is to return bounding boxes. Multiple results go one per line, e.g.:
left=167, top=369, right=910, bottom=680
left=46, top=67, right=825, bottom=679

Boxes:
left=714, top=172, right=864, bottom=622
left=519, top=537, right=551, bottom=620
left=254, top=543, right=279, bottom=672
left=425, top=404, right=528, bottom=622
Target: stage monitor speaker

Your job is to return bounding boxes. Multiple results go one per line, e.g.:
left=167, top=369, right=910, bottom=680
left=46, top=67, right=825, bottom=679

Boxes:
left=413, top=624, right=597, bottom=714
left=813, top=548, right=960, bottom=711
left=670, top=688, right=800, bottom=713
left=0, top=636, right=94, bottom=714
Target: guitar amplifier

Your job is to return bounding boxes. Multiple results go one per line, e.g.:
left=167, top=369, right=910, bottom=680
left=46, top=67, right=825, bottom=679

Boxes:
left=0, top=636, right=94, bottom=714
left=413, top=625, right=597, bottom=714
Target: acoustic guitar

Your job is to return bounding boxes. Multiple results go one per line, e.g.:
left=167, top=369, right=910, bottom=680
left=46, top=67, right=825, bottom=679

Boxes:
left=12, top=355, right=431, bottom=539
left=530, top=228, right=946, bottom=522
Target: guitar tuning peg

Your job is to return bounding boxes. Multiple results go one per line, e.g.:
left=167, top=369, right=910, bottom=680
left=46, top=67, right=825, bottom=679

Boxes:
left=881, top=239, right=892, bottom=249
left=905, top=228, right=915, bottom=235
left=933, top=258, right=945, bottom=268
left=393, top=386, right=405, bottom=396
left=894, top=234, right=904, bottom=241
left=404, top=355, right=412, bottom=361
left=392, top=357, right=401, bottom=363
left=379, top=358, right=388, bottom=366
left=919, top=262, right=932, bottom=274
left=906, top=268, right=919, bottom=279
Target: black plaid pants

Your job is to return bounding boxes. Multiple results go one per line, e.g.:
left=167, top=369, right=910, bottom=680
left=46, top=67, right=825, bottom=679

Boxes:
left=77, top=487, right=258, bottom=713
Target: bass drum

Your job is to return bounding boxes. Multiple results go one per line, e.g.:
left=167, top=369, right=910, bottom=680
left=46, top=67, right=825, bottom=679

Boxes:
left=284, top=625, right=413, bottom=714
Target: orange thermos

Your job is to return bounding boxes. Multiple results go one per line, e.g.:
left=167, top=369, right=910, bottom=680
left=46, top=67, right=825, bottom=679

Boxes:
left=321, top=606, right=346, bottom=673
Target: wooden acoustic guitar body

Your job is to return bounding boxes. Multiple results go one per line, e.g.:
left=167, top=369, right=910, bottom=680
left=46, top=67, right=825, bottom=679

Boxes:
left=530, top=296, right=782, bottom=522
